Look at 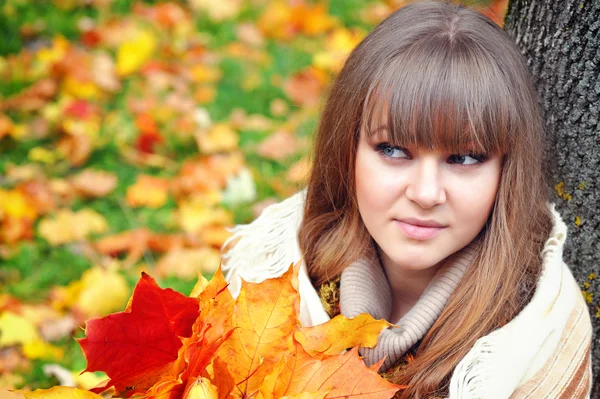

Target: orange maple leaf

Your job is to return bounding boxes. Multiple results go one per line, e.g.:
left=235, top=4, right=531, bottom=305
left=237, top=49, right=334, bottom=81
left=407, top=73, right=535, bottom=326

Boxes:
left=261, top=341, right=404, bottom=399
left=218, top=266, right=300, bottom=398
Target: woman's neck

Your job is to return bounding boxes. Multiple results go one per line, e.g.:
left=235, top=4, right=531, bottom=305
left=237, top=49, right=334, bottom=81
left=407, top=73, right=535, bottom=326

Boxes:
left=377, top=247, right=444, bottom=322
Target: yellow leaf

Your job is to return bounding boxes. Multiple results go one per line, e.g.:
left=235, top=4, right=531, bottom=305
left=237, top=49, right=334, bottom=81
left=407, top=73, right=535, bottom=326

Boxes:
left=0, top=311, right=39, bottom=348
left=190, top=65, right=223, bottom=83
left=116, top=29, right=157, bottom=76
left=126, top=175, right=170, bottom=208
left=0, top=189, right=37, bottom=219
left=28, top=147, right=59, bottom=164
left=313, top=28, right=365, bottom=72
left=63, top=75, right=101, bottom=99
left=195, top=123, right=239, bottom=154
left=73, top=371, right=108, bottom=391
left=36, top=36, right=69, bottom=65
left=258, top=1, right=294, bottom=41
left=177, top=199, right=232, bottom=233
left=53, top=266, right=129, bottom=318
left=22, top=339, right=64, bottom=360
left=14, top=386, right=104, bottom=399
left=294, top=313, right=392, bottom=356
left=190, top=273, right=211, bottom=298
left=77, top=266, right=130, bottom=318
left=38, top=208, right=108, bottom=246
left=218, top=266, right=300, bottom=396
left=185, top=377, right=219, bottom=399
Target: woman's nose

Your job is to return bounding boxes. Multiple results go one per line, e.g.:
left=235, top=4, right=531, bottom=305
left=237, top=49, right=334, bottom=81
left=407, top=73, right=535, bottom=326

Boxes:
left=404, top=158, right=446, bottom=209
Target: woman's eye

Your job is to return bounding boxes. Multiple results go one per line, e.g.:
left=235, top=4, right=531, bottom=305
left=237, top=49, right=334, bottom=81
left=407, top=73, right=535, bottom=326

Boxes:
left=376, top=143, right=408, bottom=159
left=447, top=154, right=487, bottom=165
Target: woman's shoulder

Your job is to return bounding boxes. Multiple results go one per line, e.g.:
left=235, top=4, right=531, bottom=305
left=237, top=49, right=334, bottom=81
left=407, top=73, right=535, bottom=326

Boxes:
left=449, top=202, right=593, bottom=398
left=219, top=188, right=307, bottom=298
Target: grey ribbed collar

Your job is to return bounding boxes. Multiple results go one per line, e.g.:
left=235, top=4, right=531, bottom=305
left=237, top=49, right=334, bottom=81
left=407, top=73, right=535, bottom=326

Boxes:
left=339, top=241, right=478, bottom=372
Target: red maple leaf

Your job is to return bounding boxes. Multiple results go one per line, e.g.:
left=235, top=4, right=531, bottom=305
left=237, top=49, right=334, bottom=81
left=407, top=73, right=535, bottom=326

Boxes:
left=134, top=113, right=164, bottom=153
left=78, top=272, right=199, bottom=397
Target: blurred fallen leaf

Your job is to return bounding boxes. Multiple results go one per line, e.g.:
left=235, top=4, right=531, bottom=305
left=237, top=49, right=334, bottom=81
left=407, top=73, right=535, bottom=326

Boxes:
left=4, top=163, right=46, bottom=184
left=69, top=169, right=118, bottom=198
left=51, top=266, right=129, bottom=319
left=313, top=28, right=365, bottom=73
left=126, top=174, right=170, bottom=208
left=57, top=132, right=94, bottom=166
left=189, top=64, right=223, bottom=84
left=188, top=0, right=243, bottom=21
left=195, top=123, right=239, bottom=154
left=156, top=247, right=221, bottom=279
left=0, top=79, right=57, bottom=112
left=296, top=3, right=337, bottom=36
left=199, top=225, right=232, bottom=248
left=287, top=156, right=311, bottom=183
left=39, top=315, right=76, bottom=341
left=0, top=114, right=13, bottom=139
left=177, top=199, right=233, bottom=234
left=93, top=229, right=202, bottom=266
left=134, top=112, right=164, bottom=154
left=17, top=181, right=56, bottom=215
left=257, top=130, right=300, bottom=161
left=38, top=208, right=108, bottom=246
left=257, top=1, right=295, bottom=41
left=22, top=339, right=64, bottom=361
left=116, top=28, right=157, bottom=76
left=236, top=23, right=265, bottom=47
left=270, top=98, right=289, bottom=117
left=134, top=2, right=189, bottom=29
left=0, top=189, right=38, bottom=220
left=283, top=67, right=328, bottom=108
left=91, top=51, right=121, bottom=91
left=0, top=312, right=39, bottom=348
left=0, top=216, right=34, bottom=244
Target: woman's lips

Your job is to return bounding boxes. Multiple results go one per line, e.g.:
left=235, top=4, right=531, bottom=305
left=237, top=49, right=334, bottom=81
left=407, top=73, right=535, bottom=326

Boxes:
left=395, top=220, right=446, bottom=240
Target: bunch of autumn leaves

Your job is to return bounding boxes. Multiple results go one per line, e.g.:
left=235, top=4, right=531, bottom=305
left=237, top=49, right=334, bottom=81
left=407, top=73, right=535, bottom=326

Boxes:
left=11, top=265, right=404, bottom=399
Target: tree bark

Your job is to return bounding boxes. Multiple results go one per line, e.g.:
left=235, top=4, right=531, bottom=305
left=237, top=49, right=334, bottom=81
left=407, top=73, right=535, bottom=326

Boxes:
left=504, top=0, right=599, bottom=394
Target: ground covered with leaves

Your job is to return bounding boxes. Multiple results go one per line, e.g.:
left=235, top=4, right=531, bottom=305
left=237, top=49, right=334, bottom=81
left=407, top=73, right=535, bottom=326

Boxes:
left=0, top=0, right=503, bottom=394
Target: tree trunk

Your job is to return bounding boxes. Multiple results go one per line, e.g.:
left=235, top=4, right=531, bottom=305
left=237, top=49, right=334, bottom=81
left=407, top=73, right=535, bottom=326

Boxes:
left=504, top=0, right=599, bottom=394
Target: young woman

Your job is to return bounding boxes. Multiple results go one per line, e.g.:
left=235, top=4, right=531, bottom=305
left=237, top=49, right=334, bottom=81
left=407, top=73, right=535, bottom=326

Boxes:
left=221, top=1, right=593, bottom=398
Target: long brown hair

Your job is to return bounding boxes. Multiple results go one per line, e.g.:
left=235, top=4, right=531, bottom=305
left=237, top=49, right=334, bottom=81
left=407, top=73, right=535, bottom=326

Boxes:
left=297, top=1, right=553, bottom=397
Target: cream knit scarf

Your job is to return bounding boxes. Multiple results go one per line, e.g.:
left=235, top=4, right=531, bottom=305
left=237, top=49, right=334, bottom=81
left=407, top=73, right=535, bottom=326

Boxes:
left=339, top=240, right=479, bottom=372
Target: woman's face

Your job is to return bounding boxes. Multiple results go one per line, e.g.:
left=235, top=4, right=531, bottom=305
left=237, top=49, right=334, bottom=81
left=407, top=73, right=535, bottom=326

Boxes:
left=355, top=124, right=502, bottom=273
